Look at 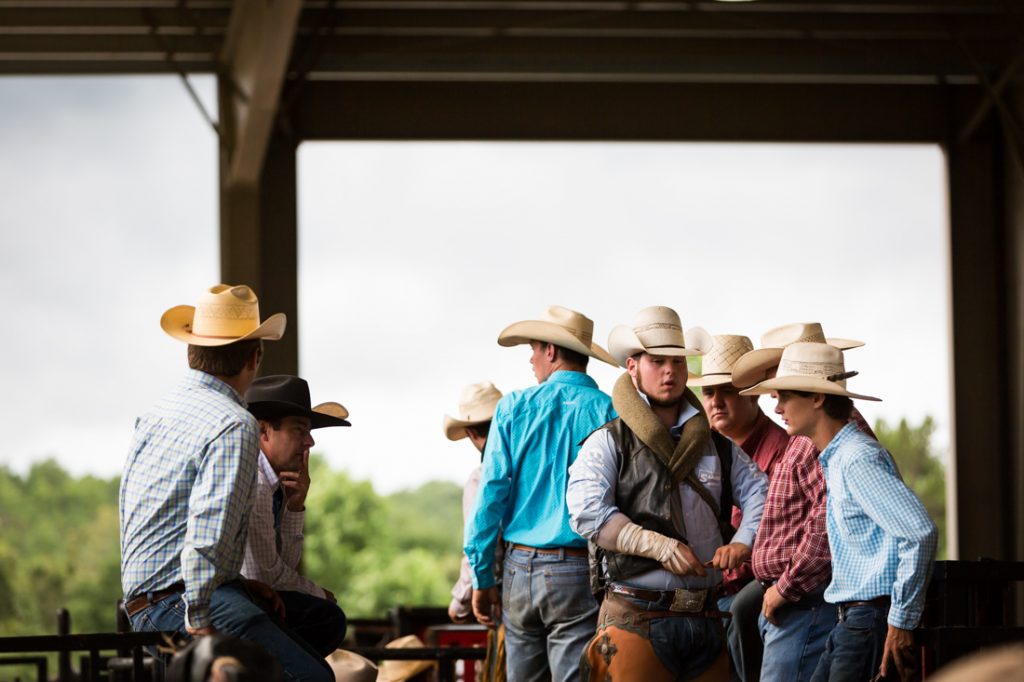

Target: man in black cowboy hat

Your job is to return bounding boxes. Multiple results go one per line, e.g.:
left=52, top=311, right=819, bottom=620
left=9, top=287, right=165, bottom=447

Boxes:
left=242, top=375, right=351, bottom=658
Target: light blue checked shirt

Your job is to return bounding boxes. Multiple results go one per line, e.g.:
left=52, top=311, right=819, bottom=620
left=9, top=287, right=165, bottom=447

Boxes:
left=820, top=422, right=938, bottom=630
left=464, top=370, right=616, bottom=589
left=120, top=369, right=260, bottom=629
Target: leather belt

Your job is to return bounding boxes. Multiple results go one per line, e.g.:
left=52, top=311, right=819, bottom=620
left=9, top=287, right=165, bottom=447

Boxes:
left=607, top=583, right=722, bottom=616
left=837, top=596, right=891, bottom=621
left=124, top=583, right=184, bottom=617
left=509, top=543, right=588, bottom=558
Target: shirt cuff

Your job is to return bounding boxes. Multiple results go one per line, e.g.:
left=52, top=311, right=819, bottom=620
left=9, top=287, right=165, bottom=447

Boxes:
left=774, top=573, right=803, bottom=602
left=471, top=569, right=495, bottom=590
left=887, top=604, right=921, bottom=630
left=282, top=509, right=305, bottom=534
left=449, top=597, right=470, bottom=619
left=185, top=602, right=211, bottom=630
left=731, top=528, right=756, bottom=550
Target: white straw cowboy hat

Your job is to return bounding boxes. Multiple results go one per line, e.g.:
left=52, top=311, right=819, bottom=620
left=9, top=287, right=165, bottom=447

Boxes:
left=688, top=335, right=755, bottom=387
left=739, top=342, right=880, bottom=401
left=607, top=306, right=712, bottom=368
left=730, top=322, right=863, bottom=388
left=328, top=650, right=378, bottom=682
left=498, top=305, right=617, bottom=366
left=375, top=635, right=435, bottom=682
left=161, top=284, right=286, bottom=346
left=443, top=382, right=503, bottom=441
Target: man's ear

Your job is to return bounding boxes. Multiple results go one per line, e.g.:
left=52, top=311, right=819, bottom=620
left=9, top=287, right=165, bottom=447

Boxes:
left=544, top=342, right=557, bottom=362
left=812, top=393, right=827, bottom=409
left=625, top=355, right=639, bottom=380
left=257, top=419, right=271, bottom=440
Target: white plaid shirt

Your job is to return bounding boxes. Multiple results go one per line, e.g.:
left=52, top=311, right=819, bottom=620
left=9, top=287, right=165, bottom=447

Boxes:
left=820, top=422, right=938, bottom=629
left=120, top=369, right=259, bottom=629
left=240, top=453, right=326, bottom=598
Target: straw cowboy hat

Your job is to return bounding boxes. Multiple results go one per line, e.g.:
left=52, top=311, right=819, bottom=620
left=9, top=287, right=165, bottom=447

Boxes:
left=375, top=635, right=435, bottom=682
left=607, top=306, right=712, bottom=368
left=730, top=322, right=863, bottom=388
left=328, top=650, right=378, bottom=682
left=161, top=284, right=286, bottom=347
left=498, top=305, right=618, bottom=366
left=688, top=335, right=755, bottom=387
left=739, top=342, right=880, bottom=401
left=246, top=376, right=351, bottom=428
left=443, top=382, right=502, bottom=441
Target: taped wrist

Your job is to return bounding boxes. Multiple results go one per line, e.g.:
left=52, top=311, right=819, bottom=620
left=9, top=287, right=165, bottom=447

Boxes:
left=615, top=522, right=676, bottom=563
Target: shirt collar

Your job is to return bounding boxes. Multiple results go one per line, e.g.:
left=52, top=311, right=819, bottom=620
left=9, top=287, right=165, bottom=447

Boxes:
left=636, top=390, right=699, bottom=436
left=258, top=451, right=280, bottom=487
left=183, top=368, right=247, bottom=407
left=818, top=421, right=860, bottom=465
left=546, top=369, right=598, bottom=388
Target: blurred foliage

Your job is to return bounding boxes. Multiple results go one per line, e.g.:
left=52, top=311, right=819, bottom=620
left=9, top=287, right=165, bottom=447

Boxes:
left=0, top=455, right=462, bottom=638
left=874, top=416, right=947, bottom=559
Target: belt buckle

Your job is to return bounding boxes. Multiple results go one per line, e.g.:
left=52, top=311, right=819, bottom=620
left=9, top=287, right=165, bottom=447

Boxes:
left=670, top=588, right=707, bottom=613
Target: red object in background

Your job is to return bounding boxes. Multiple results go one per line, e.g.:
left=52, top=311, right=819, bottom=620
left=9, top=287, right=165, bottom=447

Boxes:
left=428, top=624, right=488, bottom=682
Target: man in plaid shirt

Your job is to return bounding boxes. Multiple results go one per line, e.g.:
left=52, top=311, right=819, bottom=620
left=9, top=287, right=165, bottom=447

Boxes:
left=731, top=323, right=871, bottom=682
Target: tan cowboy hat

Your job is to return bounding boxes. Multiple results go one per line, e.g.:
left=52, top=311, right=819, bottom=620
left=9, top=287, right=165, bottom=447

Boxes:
left=375, top=635, right=435, bottom=682
left=328, top=650, right=378, bottom=682
left=161, top=284, right=287, bottom=347
left=688, top=335, right=754, bottom=387
left=498, top=305, right=617, bottom=366
left=730, top=322, right=863, bottom=388
left=739, top=342, right=880, bottom=401
left=314, top=402, right=350, bottom=421
left=607, top=306, right=712, bottom=368
left=443, top=382, right=502, bottom=441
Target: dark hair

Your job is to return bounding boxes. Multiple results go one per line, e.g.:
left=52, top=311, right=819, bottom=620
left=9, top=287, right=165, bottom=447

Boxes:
left=545, top=342, right=589, bottom=369
left=789, top=390, right=854, bottom=421
left=188, top=339, right=263, bottom=377
left=467, top=421, right=492, bottom=439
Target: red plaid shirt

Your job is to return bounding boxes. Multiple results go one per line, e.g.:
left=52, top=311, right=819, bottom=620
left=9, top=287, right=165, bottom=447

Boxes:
left=751, top=409, right=874, bottom=601
left=721, top=410, right=789, bottom=594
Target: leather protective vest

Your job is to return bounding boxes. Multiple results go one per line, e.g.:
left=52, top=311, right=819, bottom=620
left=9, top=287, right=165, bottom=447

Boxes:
left=594, top=418, right=733, bottom=585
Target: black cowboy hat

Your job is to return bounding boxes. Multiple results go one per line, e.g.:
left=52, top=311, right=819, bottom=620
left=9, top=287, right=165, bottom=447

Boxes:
left=245, top=375, right=351, bottom=428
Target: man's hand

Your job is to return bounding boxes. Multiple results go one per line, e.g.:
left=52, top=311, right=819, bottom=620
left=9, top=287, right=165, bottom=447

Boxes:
left=615, top=522, right=706, bottom=577
left=281, top=451, right=311, bottom=512
left=448, top=602, right=471, bottom=624
left=710, top=543, right=751, bottom=571
left=186, top=625, right=217, bottom=637
left=323, top=588, right=337, bottom=604
left=472, top=587, right=501, bottom=629
left=243, top=578, right=286, bottom=619
left=761, top=584, right=789, bottom=626
left=880, top=624, right=916, bottom=680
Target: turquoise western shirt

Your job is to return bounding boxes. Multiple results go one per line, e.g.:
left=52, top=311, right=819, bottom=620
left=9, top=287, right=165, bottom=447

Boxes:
left=464, top=370, right=615, bottom=589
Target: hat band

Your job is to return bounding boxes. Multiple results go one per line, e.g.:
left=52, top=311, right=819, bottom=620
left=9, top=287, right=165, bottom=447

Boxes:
left=778, top=358, right=845, bottom=380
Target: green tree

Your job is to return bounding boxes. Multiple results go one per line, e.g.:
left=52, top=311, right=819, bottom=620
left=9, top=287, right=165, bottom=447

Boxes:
left=874, top=416, right=947, bottom=559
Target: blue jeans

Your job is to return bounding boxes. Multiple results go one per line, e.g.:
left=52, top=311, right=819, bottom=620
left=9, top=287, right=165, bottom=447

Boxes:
left=758, top=585, right=836, bottom=682
left=624, top=593, right=724, bottom=678
left=501, top=547, right=598, bottom=682
left=277, top=591, right=346, bottom=658
left=129, top=582, right=333, bottom=682
left=718, top=580, right=764, bottom=682
left=809, top=602, right=889, bottom=682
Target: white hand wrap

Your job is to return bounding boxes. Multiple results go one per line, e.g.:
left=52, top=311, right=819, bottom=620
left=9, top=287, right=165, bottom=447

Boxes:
left=614, top=522, right=694, bottom=576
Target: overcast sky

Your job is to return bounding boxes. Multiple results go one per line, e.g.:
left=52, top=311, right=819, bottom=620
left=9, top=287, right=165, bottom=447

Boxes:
left=0, top=76, right=950, bottom=493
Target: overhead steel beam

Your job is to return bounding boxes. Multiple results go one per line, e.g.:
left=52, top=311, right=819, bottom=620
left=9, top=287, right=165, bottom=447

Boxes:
left=219, top=0, right=302, bottom=186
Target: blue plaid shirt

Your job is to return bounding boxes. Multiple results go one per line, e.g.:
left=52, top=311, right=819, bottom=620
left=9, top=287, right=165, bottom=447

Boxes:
left=820, top=422, right=937, bottom=629
left=120, top=369, right=260, bottom=629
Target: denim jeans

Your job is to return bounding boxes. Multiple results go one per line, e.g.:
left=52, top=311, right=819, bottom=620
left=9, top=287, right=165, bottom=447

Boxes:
left=128, top=582, right=333, bottom=682
left=626, top=595, right=724, bottom=678
left=718, top=580, right=764, bottom=682
left=758, top=585, right=836, bottom=682
left=277, top=591, right=347, bottom=658
left=809, top=602, right=889, bottom=682
left=501, top=547, right=598, bottom=682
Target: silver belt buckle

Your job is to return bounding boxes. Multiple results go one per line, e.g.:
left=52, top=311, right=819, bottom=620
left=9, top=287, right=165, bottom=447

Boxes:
left=670, top=587, right=707, bottom=613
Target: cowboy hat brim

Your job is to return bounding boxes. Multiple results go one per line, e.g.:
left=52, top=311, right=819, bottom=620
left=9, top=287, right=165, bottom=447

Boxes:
left=443, top=414, right=492, bottom=441
left=607, top=324, right=712, bottom=368
left=731, top=336, right=865, bottom=389
left=687, top=372, right=735, bottom=388
left=249, top=400, right=351, bottom=428
left=161, top=306, right=287, bottom=347
left=739, top=375, right=880, bottom=401
left=498, top=320, right=618, bottom=366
